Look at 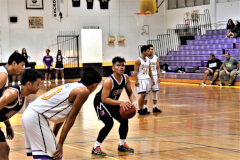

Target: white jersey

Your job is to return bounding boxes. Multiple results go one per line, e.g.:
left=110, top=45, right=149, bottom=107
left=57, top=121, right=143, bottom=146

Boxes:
left=0, top=66, right=8, bottom=87
left=29, top=82, right=86, bottom=123
left=137, top=57, right=150, bottom=80
left=148, top=55, right=158, bottom=76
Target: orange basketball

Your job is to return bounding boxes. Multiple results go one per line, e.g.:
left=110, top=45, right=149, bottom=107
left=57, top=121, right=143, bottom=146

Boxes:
left=119, top=104, right=136, bottom=119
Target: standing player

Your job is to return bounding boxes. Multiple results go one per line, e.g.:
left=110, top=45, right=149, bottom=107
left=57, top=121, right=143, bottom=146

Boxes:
left=134, top=45, right=154, bottom=115
left=92, top=57, right=136, bottom=156
left=55, top=50, right=66, bottom=83
left=0, top=69, right=41, bottom=160
left=144, top=44, right=162, bottom=113
left=22, top=67, right=102, bottom=160
left=0, top=52, right=26, bottom=89
left=43, top=49, right=53, bottom=84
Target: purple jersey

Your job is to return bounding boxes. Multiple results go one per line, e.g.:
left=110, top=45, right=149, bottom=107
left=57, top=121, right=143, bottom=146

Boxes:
left=43, top=56, right=53, bottom=68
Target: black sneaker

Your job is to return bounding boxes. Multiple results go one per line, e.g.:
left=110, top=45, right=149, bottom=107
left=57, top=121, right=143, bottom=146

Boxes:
left=228, top=83, right=233, bottom=86
left=92, top=147, right=106, bottom=156
left=138, top=109, right=146, bottom=115
left=153, top=107, right=162, bottom=113
left=118, top=143, right=134, bottom=152
left=218, top=83, right=225, bottom=86
left=144, top=108, right=150, bottom=114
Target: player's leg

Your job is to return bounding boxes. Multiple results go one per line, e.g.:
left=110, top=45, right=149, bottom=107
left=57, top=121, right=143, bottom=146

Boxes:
left=44, top=71, right=48, bottom=84
left=137, top=79, right=148, bottom=115
left=229, top=70, right=238, bottom=86
left=0, top=129, right=10, bottom=160
left=199, top=70, right=210, bottom=85
left=17, top=74, right=21, bottom=85
left=60, top=69, right=65, bottom=82
left=55, top=69, right=59, bottom=83
left=48, top=69, right=52, bottom=84
left=151, top=75, right=161, bottom=112
left=12, top=74, right=16, bottom=85
left=219, top=70, right=226, bottom=86
left=211, top=71, right=219, bottom=85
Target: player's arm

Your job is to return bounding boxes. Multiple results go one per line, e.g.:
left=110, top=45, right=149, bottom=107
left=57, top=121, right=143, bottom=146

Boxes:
left=43, top=57, right=47, bottom=69
left=156, top=57, right=161, bottom=83
left=216, top=64, right=223, bottom=71
left=50, top=57, right=53, bottom=69
left=148, top=60, right=155, bottom=85
left=53, top=87, right=90, bottom=159
left=0, top=73, right=8, bottom=89
left=52, top=122, right=64, bottom=137
left=101, top=78, right=131, bottom=110
left=134, top=59, right=140, bottom=87
left=124, top=75, right=137, bottom=108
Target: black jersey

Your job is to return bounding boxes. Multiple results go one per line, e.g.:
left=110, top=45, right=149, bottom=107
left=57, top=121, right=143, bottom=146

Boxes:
left=56, top=54, right=63, bottom=63
left=87, top=0, right=94, bottom=9
left=96, top=74, right=126, bottom=100
left=72, top=0, right=80, bottom=7
left=0, top=86, right=25, bottom=122
left=99, top=0, right=110, bottom=9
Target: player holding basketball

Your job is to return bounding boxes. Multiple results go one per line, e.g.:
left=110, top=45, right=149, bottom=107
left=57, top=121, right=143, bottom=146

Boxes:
left=144, top=44, right=162, bottom=113
left=22, top=67, right=102, bottom=160
left=92, top=57, right=136, bottom=156
left=134, top=45, right=155, bottom=115
left=0, top=69, right=41, bottom=160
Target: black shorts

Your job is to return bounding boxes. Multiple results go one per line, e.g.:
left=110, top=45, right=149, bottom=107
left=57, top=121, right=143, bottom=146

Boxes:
left=93, top=95, right=121, bottom=120
left=55, top=63, right=64, bottom=70
left=45, top=68, right=52, bottom=73
left=0, top=129, right=6, bottom=142
left=208, top=70, right=219, bottom=75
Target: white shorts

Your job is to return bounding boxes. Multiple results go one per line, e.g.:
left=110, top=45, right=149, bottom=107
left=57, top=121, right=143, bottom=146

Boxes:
left=150, top=75, right=159, bottom=92
left=137, top=79, right=151, bottom=94
left=22, top=106, right=57, bottom=159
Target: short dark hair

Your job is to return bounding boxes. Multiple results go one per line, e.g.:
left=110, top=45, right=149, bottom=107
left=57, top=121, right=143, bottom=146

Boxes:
left=148, top=44, right=153, bottom=48
left=81, top=67, right=102, bottom=86
left=209, top=53, right=215, bottom=57
left=8, top=52, right=27, bottom=65
left=225, top=52, right=230, bottom=56
left=112, top=56, right=126, bottom=65
left=21, top=69, right=42, bottom=85
left=46, top=49, right=50, bottom=52
left=141, top=45, right=149, bottom=53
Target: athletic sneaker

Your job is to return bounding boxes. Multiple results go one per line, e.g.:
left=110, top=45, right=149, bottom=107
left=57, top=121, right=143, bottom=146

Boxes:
left=118, top=143, right=134, bottom=152
left=153, top=107, right=162, bottom=113
left=48, top=80, right=51, bottom=84
left=55, top=79, right=58, bottom=83
left=199, top=82, right=206, bottom=86
left=44, top=80, right=47, bottom=84
left=17, top=81, right=21, bottom=85
left=12, top=82, right=15, bottom=86
left=218, top=83, right=225, bottom=86
left=144, top=108, right=150, bottom=114
left=228, top=83, right=233, bottom=86
left=62, top=78, right=65, bottom=82
left=92, top=147, right=106, bottom=156
left=138, top=109, right=146, bottom=115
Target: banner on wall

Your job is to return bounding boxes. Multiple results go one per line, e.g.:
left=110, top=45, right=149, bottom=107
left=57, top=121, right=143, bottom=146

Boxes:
left=26, top=0, right=44, bottom=9
left=28, top=17, right=43, bottom=28
left=53, top=0, right=68, bottom=21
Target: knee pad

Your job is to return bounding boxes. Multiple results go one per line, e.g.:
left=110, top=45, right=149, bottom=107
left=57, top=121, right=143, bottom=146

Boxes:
left=152, top=91, right=157, bottom=100
left=144, top=94, right=148, bottom=101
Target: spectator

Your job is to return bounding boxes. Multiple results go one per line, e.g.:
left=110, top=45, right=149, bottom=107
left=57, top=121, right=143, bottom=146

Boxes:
left=219, top=52, right=239, bottom=86
left=228, top=21, right=240, bottom=38
left=199, top=54, right=222, bottom=85
left=43, top=49, right=53, bottom=84
left=226, top=19, right=234, bottom=36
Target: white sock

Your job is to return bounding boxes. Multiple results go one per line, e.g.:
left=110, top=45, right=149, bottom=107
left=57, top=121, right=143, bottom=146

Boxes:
left=153, top=104, right=157, bottom=108
left=94, top=141, right=102, bottom=149
left=119, top=139, right=126, bottom=146
left=144, top=105, right=147, bottom=109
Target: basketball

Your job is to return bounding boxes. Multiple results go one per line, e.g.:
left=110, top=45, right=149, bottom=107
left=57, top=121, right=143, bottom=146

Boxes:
left=119, top=104, right=136, bottom=119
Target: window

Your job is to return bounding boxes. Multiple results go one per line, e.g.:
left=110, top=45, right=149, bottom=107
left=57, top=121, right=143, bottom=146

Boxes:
left=186, top=0, right=194, bottom=7
left=168, top=0, right=176, bottom=9
left=177, top=0, right=185, bottom=8
left=168, top=0, right=210, bottom=9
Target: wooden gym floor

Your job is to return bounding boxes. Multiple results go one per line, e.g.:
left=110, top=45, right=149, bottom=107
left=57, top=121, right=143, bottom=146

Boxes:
left=2, top=79, right=240, bottom=160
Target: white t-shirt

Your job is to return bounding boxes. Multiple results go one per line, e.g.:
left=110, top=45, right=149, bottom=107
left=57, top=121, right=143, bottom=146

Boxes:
left=0, top=66, right=9, bottom=87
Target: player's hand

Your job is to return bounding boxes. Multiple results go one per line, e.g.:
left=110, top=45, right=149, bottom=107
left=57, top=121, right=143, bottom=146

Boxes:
left=226, top=71, right=230, bottom=76
left=216, top=69, right=220, bottom=71
left=152, top=80, right=155, bottom=86
left=210, top=69, right=213, bottom=73
left=135, top=81, right=139, bottom=87
left=158, top=78, right=161, bottom=83
left=45, top=66, right=48, bottom=70
left=50, top=66, right=53, bottom=70
left=120, top=101, right=132, bottom=111
left=53, top=144, right=63, bottom=160
left=6, top=126, right=14, bottom=140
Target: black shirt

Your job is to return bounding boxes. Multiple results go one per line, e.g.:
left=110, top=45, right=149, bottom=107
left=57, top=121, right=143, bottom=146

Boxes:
left=56, top=54, right=63, bottom=63
left=207, top=58, right=222, bottom=71
left=72, top=0, right=80, bottom=7
left=99, top=0, right=110, bottom=9
left=226, top=24, right=234, bottom=30
left=0, top=86, right=25, bottom=122
left=87, top=0, right=94, bottom=9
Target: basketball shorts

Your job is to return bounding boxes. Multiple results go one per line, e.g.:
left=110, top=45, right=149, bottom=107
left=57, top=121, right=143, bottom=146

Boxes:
left=137, top=79, right=150, bottom=94
left=45, top=68, right=52, bottom=73
left=0, top=128, right=6, bottom=142
left=94, top=95, right=122, bottom=121
left=150, top=75, right=159, bottom=92
left=22, top=107, right=57, bottom=159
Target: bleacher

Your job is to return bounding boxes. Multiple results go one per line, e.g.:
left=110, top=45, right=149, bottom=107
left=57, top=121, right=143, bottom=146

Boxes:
left=159, top=29, right=240, bottom=84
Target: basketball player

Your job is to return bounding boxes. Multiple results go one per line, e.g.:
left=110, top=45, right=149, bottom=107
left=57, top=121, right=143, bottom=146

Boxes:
left=0, top=52, right=26, bottom=89
left=134, top=45, right=155, bottom=115
left=55, top=50, right=66, bottom=83
left=144, top=44, right=162, bottom=112
left=22, top=67, right=102, bottom=160
left=43, top=49, right=53, bottom=84
left=92, top=57, right=136, bottom=156
left=0, top=69, right=42, bottom=160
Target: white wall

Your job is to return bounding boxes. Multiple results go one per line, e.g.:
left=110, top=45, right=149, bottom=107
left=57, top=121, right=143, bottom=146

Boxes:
left=0, top=0, right=165, bottom=65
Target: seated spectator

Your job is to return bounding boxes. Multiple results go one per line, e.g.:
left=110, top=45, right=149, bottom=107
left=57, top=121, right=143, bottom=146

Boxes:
left=219, top=52, right=239, bottom=86
left=199, top=54, right=222, bottom=85
left=228, top=21, right=240, bottom=38
left=226, top=19, right=234, bottom=36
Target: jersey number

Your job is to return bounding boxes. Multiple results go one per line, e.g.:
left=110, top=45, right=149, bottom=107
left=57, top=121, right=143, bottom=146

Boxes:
left=41, top=87, right=62, bottom=100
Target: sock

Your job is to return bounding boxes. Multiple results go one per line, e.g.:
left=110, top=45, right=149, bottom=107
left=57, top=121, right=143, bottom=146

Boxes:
left=119, top=139, right=126, bottom=146
left=153, top=104, right=157, bottom=109
left=144, top=105, right=147, bottom=109
left=94, top=141, right=102, bottom=149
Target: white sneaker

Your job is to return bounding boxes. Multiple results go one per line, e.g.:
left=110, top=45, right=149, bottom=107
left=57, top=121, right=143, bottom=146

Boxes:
left=12, top=82, right=15, bottom=86
left=55, top=79, right=58, bottom=83
left=44, top=80, right=47, bottom=84
left=17, top=81, right=21, bottom=85
left=48, top=80, right=51, bottom=84
left=62, top=78, right=65, bottom=82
